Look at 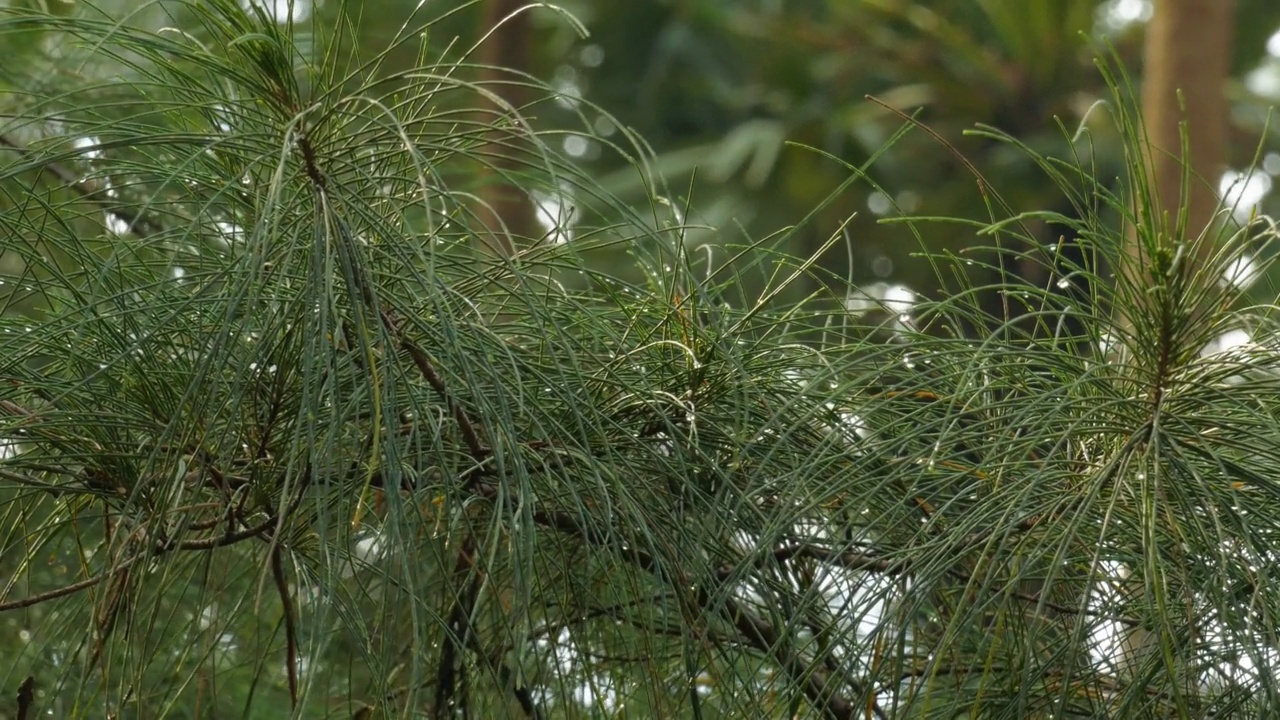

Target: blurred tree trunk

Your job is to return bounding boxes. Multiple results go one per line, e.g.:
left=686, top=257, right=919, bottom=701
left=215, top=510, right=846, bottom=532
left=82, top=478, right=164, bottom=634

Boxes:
left=1138, top=0, right=1234, bottom=256
left=474, top=0, right=536, bottom=256
left=1120, top=0, right=1235, bottom=694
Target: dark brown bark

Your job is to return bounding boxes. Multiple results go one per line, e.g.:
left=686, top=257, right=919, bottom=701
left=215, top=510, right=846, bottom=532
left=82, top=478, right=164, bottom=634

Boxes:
left=1139, top=0, right=1235, bottom=251
left=474, top=0, right=537, bottom=256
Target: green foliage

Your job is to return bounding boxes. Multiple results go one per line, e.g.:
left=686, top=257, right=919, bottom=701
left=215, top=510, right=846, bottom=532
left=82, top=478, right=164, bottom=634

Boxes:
left=2, top=3, right=1280, bottom=720
left=579, top=0, right=1280, bottom=300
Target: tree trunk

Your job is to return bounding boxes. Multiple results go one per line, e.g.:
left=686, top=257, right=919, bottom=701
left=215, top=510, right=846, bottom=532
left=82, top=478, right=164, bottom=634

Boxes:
left=474, top=0, right=536, bottom=256
left=1119, top=0, right=1235, bottom=695
left=1138, top=0, right=1234, bottom=253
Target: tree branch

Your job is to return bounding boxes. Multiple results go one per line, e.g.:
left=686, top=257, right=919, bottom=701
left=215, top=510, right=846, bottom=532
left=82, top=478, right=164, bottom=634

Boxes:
left=272, top=545, right=299, bottom=708
left=0, top=134, right=166, bottom=237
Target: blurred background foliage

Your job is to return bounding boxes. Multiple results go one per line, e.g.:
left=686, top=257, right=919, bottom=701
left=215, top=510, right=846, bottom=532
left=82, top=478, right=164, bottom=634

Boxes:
left=5, top=0, right=1280, bottom=301
left=417, top=0, right=1280, bottom=300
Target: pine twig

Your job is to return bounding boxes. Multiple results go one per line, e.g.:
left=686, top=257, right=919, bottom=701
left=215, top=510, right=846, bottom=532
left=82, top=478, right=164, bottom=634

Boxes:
left=271, top=545, right=299, bottom=708
left=15, top=676, right=35, bottom=720
left=0, top=134, right=166, bottom=237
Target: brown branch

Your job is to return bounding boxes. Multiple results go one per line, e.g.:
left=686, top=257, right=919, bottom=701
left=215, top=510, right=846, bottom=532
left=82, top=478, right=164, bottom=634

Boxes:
left=729, top=544, right=904, bottom=580
left=0, top=134, right=166, bottom=237
left=749, top=519, right=1138, bottom=625
left=156, top=510, right=278, bottom=550
left=516, top=486, right=856, bottom=719
left=500, top=666, right=542, bottom=720
left=0, top=554, right=140, bottom=611
left=1007, top=587, right=1142, bottom=628
left=475, top=596, right=545, bottom=720
left=87, top=551, right=135, bottom=669
left=434, top=535, right=483, bottom=719
left=288, top=120, right=859, bottom=719
left=0, top=505, right=281, bottom=613
left=294, top=129, right=491, bottom=478
left=713, top=590, right=858, bottom=719
left=271, top=545, right=299, bottom=708
left=15, top=676, right=34, bottom=720
left=397, top=327, right=488, bottom=465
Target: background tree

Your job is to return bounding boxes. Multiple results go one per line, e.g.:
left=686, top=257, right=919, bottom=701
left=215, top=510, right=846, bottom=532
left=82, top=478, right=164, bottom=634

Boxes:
left=473, top=0, right=538, bottom=254
left=573, top=0, right=1280, bottom=304
left=1140, top=0, right=1236, bottom=258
